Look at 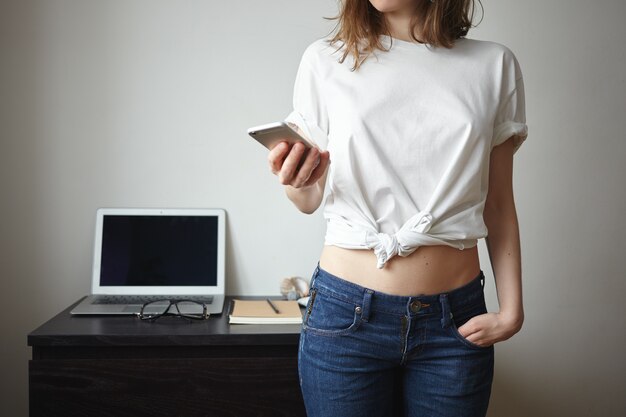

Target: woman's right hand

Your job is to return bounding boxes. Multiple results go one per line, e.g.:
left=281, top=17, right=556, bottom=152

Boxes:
left=268, top=141, right=331, bottom=189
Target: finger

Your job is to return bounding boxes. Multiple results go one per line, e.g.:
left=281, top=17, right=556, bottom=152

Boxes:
left=457, top=320, right=479, bottom=339
left=303, top=151, right=330, bottom=187
left=465, top=330, right=492, bottom=347
left=290, top=147, right=320, bottom=188
left=268, top=142, right=290, bottom=175
left=278, top=142, right=307, bottom=185
left=463, top=329, right=482, bottom=343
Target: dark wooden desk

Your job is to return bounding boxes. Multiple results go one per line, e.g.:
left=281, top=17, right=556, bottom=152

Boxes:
left=28, top=296, right=307, bottom=417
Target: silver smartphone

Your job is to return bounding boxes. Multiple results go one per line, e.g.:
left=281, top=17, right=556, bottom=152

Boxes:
left=247, top=121, right=318, bottom=151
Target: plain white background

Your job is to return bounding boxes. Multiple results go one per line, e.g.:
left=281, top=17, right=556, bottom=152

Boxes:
left=1, top=1, right=625, bottom=415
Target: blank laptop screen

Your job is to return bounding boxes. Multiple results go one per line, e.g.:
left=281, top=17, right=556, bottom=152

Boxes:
left=100, top=215, right=218, bottom=286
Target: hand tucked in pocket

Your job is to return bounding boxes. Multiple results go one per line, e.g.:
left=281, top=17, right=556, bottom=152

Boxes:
left=456, top=311, right=524, bottom=348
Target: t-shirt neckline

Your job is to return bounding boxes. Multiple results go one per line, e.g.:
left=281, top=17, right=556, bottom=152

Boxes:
left=378, top=34, right=430, bottom=49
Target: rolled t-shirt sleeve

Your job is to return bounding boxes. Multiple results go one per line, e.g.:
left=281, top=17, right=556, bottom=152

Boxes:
left=284, top=48, right=330, bottom=151
left=492, top=50, right=528, bottom=154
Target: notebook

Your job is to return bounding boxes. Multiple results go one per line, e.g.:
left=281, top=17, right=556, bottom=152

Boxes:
left=70, top=208, right=226, bottom=316
left=229, top=299, right=303, bottom=324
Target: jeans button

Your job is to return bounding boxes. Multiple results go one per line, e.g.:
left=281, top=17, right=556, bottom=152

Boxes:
left=410, top=300, right=421, bottom=313
left=355, top=306, right=362, bottom=315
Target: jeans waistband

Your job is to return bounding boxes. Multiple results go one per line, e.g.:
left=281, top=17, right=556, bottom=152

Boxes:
left=310, top=261, right=485, bottom=318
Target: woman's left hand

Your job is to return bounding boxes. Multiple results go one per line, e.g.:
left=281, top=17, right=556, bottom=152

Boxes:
left=456, top=311, right=524, bottom=348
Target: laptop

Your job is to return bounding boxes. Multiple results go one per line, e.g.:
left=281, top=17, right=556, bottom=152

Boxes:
left=71, top=208, right=226, bottom=316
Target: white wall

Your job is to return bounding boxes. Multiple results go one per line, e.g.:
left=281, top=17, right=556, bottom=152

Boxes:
left=1, top=1, right=624, bottom=416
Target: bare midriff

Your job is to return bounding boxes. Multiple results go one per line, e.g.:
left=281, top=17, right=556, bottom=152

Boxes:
left=318, top=244, right=481, bottom=296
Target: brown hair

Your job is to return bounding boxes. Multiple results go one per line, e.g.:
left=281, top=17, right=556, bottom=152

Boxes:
left=323, top=0, right=483, bottom=71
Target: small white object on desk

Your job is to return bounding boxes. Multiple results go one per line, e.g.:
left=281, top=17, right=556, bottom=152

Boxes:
left=280, top=276, right=311, bottom=301
left=297, top=296, right=310, bottom=307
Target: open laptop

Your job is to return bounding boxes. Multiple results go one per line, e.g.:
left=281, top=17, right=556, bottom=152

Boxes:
left=71, top=208, right=226, bottom=316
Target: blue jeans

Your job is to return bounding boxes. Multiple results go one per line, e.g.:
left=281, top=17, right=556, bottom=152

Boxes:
left=298, top=262, right=494, bottom=417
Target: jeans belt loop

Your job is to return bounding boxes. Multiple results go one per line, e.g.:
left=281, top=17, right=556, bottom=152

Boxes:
left=439, top=294, right=452, bottom=328
left=361, top=289, right=373, bottom=322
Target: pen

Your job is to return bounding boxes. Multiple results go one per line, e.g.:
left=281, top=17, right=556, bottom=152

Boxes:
left=266, top=298, right=280, bottom=314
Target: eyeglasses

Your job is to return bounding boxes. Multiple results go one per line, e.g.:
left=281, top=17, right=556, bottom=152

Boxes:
left=135, top=299, right=210, bottom=321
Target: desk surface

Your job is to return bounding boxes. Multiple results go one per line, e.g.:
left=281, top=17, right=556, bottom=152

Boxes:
left=28, top=295, right=305, bottom=348
left=28, top=296, right=309, bottom=416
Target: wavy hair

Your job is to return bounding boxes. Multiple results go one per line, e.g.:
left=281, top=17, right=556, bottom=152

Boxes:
left=322, top=0, right=483, bottom=71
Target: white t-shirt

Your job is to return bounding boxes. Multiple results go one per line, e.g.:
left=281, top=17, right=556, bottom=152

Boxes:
left=284, top=34, right=528, bottom=269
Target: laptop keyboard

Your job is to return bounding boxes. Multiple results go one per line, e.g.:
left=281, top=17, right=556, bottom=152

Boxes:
left=92, top=295, right=214, bottom=305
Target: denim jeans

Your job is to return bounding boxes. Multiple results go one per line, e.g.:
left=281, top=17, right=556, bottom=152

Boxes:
left=298, top=262, right=494, bottom=417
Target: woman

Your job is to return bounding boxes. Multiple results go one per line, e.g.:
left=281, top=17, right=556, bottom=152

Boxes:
left=268, top=0, right=526, bottom=416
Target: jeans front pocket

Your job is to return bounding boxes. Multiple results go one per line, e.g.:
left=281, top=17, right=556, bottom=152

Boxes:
left=448, top=299, right=493, bottom=351
left=303, top=286, right=363, bottom=337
